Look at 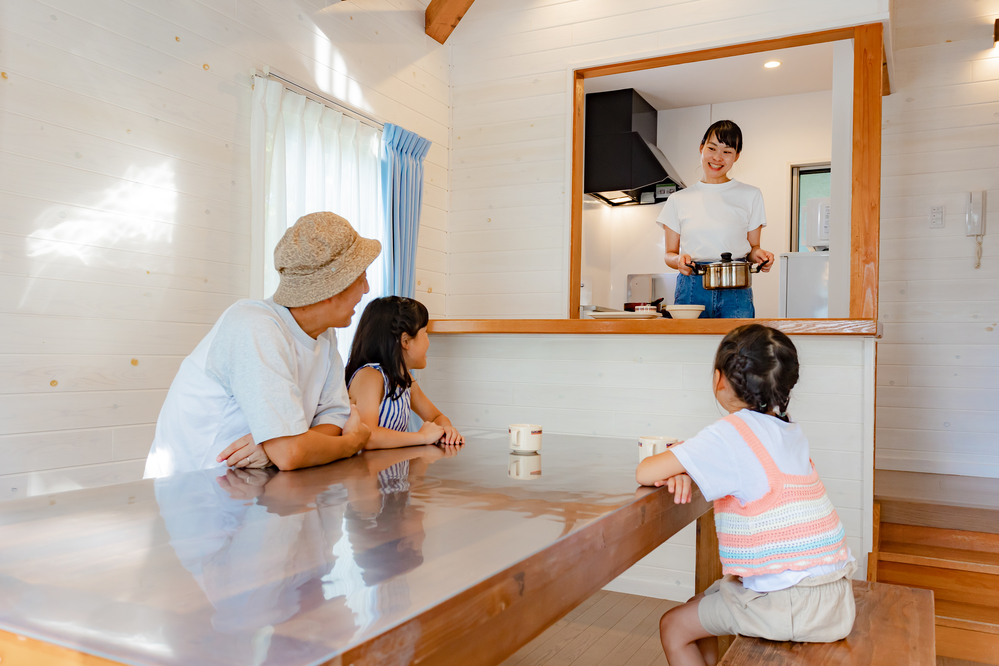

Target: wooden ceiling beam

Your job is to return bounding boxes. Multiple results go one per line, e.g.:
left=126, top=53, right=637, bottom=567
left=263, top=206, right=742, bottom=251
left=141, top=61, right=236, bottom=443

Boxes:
left=426, top=0, right=475, bottom=44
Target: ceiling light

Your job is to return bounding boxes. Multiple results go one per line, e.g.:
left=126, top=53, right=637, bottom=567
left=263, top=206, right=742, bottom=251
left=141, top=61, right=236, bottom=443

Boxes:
left=764, top=61, right=781, bottom=69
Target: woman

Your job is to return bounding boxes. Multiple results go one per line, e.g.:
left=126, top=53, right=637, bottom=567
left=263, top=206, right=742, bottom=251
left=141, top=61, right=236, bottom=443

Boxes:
left=658, top=120, right=774, bottom=319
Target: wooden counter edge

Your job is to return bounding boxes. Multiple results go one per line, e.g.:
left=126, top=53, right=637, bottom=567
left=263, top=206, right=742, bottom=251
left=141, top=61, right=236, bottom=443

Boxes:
left=0, top=628, right=125, bottom=666
left=338, top=489, right=713, bottom=666
left=428, top=318, right=879, bottom=336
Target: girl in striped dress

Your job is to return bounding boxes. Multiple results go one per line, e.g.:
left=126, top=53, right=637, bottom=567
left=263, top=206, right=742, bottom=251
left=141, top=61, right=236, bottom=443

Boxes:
left=345, top=296, right=464, bottom=449
left=637, top=324, right=856, bottom=666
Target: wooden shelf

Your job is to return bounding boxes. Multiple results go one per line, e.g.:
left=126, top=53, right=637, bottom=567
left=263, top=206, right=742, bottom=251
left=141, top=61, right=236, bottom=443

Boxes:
left=427, top=318, right=880, bottom=336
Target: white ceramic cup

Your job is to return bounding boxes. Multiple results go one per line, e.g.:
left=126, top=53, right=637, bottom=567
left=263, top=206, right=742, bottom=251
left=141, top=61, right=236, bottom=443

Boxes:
left=509, top=423, right=542, bottom=453
left=638, top=436, right=678, bottom=463
left=508, top=452, right=542, bottom=479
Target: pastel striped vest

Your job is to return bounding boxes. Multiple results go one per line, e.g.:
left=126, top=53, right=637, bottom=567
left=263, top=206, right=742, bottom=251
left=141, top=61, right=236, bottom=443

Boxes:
left=348, top=363, right=411, bottom=432
left=713, top=414, right=849, bottom=577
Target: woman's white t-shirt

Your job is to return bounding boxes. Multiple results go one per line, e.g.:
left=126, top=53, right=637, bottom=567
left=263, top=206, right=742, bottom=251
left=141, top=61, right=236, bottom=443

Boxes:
left=671, top=410, right=854, bottom=592
left=656, top=179, right=767, bottom=262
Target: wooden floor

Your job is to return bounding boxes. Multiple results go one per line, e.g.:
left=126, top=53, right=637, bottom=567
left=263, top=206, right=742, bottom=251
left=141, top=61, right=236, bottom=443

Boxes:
left=500, top=589, right=986, bottom=666
left=499, top=591, right=679, bottom=666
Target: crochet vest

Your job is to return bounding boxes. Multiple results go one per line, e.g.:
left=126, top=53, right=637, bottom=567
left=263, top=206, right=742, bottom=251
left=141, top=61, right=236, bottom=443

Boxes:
left=713, top=414, right=850, bottom=577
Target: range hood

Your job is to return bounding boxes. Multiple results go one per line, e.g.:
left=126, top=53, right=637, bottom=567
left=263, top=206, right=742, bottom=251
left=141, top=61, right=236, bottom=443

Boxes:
left=584, top=89, right=685, bottom=206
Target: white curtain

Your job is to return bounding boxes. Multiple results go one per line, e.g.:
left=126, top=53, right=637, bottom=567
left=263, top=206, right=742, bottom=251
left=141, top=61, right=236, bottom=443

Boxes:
left=250, top=76, right=386, bottom=360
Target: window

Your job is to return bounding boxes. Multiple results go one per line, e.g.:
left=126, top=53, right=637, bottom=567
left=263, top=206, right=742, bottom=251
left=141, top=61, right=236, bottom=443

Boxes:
left=790, top=164, right=831, bottom=253
left=250, top=75, right=387, bottom=361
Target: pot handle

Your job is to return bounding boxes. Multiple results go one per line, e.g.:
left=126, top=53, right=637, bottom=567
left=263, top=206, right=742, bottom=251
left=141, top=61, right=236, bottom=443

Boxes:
left=684, top=261, right=703, bottom=275
left=751, top=258, right=771, bottom=273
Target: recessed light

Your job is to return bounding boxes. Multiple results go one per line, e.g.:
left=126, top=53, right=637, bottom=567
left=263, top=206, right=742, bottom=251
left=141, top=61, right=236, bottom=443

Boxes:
left=764, top=61, right=781, bottom=69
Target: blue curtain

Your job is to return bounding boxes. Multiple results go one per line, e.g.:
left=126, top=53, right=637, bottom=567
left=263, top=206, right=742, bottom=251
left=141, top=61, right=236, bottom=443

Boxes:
left=382, top=124, right=432, bottom=298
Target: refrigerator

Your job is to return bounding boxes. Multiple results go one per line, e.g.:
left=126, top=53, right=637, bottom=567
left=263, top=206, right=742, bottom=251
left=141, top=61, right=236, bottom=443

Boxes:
left=778, top=251, right=829, bottom=318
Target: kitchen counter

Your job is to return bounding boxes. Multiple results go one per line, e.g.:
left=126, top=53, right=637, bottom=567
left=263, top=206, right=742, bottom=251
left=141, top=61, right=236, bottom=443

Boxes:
left=418, top=329, right=878, bottom=600
left=428, top=318, right=879, bottom=336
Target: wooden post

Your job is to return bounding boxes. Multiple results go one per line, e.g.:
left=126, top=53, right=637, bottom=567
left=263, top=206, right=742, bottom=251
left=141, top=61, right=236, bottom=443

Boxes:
left=867, top=500, right=881, bottom=582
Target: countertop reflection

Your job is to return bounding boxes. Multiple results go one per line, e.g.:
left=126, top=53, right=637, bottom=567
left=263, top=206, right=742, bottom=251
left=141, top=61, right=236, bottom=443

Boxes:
left=0, top=430, right=652, bottom=666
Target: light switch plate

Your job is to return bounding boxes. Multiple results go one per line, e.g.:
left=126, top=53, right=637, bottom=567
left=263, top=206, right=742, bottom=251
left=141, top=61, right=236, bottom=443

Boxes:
left=930, top=205, right=945, bottom=229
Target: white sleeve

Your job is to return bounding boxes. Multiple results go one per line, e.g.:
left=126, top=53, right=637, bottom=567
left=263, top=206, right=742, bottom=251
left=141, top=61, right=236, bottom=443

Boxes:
left=204, top=307, right=311, bottom=444
left=656, top=196, right=681, bottom=233
left=748, top=187, right=767, bottom=231
left=670, top=424, right=744, bottom=502
left=312, top=346, right=351, bottom=429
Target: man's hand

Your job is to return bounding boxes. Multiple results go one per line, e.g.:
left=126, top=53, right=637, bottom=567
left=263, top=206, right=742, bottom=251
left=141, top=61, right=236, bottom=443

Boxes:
left=654, top=473, right=693, bottom=504
left=217, top=434, right=273, bottom=469
left=343, top=404, right=371, bottom=452
left=216, top=467, right=274, bottom=500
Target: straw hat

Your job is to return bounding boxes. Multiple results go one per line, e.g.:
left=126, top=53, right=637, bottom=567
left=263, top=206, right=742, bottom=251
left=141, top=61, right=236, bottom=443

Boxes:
left=272, top=212, right=381, bottom=308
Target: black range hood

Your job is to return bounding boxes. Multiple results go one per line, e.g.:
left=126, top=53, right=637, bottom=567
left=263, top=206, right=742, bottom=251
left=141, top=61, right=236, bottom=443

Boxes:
left=584, top=88, right=685, bottom=206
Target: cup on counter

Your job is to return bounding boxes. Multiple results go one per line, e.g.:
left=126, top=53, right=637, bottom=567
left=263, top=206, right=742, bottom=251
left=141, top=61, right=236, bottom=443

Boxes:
left=508, top=452, right=542, bottom=479
left=638, top=436, right=678, bottom=463
left=509, top=424, right=542, bottom=454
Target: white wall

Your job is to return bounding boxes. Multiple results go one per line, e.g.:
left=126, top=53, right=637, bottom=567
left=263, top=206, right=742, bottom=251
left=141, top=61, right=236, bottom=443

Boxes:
left=580, top=199, right=613, bottom=308
left=423, top=333, right=876, bottom=600
left=0, top=0, right=449, bottom=499
left=875, top=0, right=999, bottom=478
left=448, top=0, right=889, bottom=318
left=581, top=91, right=834, bottom=316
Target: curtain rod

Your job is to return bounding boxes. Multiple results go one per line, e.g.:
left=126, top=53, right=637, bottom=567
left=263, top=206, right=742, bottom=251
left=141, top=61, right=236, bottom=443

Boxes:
left=254, top=68, right=385, bottom=131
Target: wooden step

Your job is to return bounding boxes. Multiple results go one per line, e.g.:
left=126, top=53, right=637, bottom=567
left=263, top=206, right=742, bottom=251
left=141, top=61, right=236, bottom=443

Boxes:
left=878, top=561, right=999, bottom=608
left=882, top=523, right=999, bottom=555
left=876, top=500, right=999, bottom=535
left=937, top=624, right=999, bottom=665
left=879, top=541, right=999, bottom=576
left=936, top=600, right=999, bottom=636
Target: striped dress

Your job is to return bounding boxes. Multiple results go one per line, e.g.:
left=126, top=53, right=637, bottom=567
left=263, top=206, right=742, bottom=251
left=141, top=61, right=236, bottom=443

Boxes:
left=349, top=363, right=413, bottom=491
left=713, top=414, right=850, bottom=578
left=348, top=362, right=412, bottom=433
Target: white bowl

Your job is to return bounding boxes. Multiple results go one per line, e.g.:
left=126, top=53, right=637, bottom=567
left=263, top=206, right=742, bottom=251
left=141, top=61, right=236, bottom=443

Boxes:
left=666, top=304, right=705, bottom=319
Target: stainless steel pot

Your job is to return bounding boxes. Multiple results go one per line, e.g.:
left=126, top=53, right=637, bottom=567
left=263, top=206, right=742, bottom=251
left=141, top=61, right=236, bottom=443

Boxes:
left=686, top=253, right=770, bottom=290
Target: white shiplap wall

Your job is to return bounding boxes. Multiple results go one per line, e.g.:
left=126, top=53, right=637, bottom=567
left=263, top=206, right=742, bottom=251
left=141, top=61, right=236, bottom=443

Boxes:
left=423, top=333, right=876, bottom=601
left=0, top=0, right=449, bottom=499
left=876, top=0, right=999, bottom=478
left=447, top=0, right=889, bottom=318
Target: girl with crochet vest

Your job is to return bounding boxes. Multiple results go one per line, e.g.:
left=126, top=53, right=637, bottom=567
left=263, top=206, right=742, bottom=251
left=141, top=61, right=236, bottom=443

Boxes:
left=346, top=297, right=464, bottom=449
left=636, top=324, right=856, bottom=666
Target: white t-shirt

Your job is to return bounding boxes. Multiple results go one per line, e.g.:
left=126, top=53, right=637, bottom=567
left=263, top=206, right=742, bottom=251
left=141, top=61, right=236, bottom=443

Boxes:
left=671, top=410, right=853, bottom=592
left=144, top=298, right=351, bottom=478
left=656, top=179, right=767, bottom=262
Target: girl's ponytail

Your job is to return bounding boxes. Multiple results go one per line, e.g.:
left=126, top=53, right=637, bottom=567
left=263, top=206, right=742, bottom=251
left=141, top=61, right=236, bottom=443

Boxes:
left=714, top=324, right=799, bottom=422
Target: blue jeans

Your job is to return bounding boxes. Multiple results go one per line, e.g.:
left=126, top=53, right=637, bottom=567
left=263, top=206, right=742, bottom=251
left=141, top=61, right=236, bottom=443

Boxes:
left=675, top=273, right=755, bottom=319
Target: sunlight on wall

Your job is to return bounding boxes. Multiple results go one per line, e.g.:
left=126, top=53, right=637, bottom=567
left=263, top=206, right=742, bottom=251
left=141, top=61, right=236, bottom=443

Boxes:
left=22, top=163, right=178, bottom=308
left=306, top=5, right=372, bottom=114
left=26, top=163, right=178, bottom=262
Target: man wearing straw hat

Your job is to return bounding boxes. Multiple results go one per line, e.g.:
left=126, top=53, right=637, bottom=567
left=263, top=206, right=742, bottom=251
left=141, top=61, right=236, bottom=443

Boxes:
left=144, top=212, right=380, bottom=478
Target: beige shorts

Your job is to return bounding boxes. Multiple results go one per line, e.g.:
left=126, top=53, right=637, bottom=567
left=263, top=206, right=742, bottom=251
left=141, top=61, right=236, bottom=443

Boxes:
left=697, top=560, right=859, bottom=643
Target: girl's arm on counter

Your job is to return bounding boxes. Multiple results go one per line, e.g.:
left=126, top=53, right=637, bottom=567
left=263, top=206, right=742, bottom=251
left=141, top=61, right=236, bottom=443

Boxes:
left=410, top=382, right=464, bottom=445
left=636, top=450, right=688, bottom=486
left=637, top=451, right=694, bottom=504
left=349, top=367, right=444, bottom=449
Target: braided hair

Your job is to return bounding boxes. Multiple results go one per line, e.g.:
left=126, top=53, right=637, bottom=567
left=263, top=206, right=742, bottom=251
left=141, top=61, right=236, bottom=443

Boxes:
left=714, top=324, right=799, bottom=422
left=345, top=296, right=429, bottom=401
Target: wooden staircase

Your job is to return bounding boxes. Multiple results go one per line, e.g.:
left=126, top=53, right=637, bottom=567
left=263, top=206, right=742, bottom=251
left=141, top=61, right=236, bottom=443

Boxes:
left=870, top=498, right=999, bottom=665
